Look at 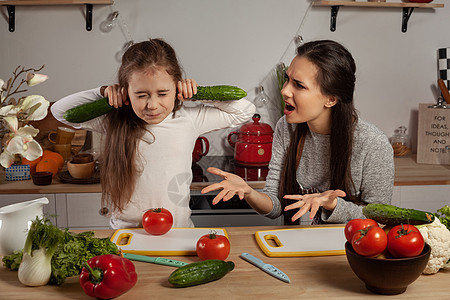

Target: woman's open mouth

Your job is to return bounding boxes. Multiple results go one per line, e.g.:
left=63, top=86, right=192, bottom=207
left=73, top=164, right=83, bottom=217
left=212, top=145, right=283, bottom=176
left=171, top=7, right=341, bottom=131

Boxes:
left=284, top=102, right=295, bottom=111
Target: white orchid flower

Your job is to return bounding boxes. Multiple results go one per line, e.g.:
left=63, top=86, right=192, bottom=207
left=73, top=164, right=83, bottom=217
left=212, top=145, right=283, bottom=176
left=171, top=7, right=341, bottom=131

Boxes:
left=0, top=116, right=42, bottom=168
left=26, top=73, right=48, bottom=87
left=20, top=95, right=49, bottom=121
left=0, top=104, right=15, bottom=117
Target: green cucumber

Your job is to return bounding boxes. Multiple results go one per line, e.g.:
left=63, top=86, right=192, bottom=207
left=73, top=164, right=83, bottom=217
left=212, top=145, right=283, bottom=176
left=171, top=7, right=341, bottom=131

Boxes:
left=362, top=203, right=435, bottom=226
left=191, top=85, right=247, bottom=101
left=168, top=259, right=234, bottom=288
left=63, top=85, right=247, bottom=123
left=63, top=97, right=113, bottom=123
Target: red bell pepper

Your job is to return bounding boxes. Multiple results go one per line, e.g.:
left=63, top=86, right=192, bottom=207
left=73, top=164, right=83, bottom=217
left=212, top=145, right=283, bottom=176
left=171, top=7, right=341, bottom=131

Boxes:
left=79, top=254, right=137, bottom=299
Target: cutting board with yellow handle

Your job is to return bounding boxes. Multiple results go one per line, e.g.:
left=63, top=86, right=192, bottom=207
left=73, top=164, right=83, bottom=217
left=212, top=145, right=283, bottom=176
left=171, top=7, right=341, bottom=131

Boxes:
left=110, top=227, right=228, bottom=256
left=255, top=226, right=346, bottom=257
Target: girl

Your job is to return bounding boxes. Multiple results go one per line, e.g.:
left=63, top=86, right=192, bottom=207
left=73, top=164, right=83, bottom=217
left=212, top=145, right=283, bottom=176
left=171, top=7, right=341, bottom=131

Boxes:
left=201, top=40, right=394, bottom=225
left=51, top=39, right=255, bottom=229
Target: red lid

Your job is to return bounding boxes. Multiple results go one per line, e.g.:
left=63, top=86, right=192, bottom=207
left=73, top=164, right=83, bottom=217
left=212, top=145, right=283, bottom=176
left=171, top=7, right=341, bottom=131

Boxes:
left=239, top=114, right=273, bottom=135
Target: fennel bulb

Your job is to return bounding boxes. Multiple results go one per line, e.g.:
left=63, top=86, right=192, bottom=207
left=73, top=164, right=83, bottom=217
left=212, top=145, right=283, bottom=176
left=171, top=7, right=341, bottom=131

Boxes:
left=18, top=248, right=52, bottom=286
left=17, top=217, right=62, bottom=286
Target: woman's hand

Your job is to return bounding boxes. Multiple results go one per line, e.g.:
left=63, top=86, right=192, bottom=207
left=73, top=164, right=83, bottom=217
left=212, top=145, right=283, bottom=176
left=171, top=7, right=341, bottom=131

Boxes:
left=177, top=79, right=198, bottom=101
left=201, top=167, right=252, bottom=205
left=104, top=84, right=129, bottom=108
left=283, top=189, right=346, bottom=222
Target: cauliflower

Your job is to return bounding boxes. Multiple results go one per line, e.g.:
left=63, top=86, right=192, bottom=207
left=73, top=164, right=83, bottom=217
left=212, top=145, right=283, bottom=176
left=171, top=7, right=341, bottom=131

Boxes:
left=417, top=218, right=450, bottom=274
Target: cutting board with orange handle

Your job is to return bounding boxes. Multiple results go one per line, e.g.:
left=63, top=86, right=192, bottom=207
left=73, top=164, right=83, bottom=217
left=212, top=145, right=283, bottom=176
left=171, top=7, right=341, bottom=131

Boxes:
left=110, top=227, right=228, bottom=256
left=255, top=226, right=346, bottom=257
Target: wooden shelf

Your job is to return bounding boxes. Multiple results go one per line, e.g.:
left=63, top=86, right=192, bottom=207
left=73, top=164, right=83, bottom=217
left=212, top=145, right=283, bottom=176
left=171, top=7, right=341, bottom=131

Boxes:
left=1, top=0, right=113, bottom=32
left=0, top=1, right=112, bottom=5
left=313, top=1, right=445, bottom=32
left=313, top=1, right=444, bottom=8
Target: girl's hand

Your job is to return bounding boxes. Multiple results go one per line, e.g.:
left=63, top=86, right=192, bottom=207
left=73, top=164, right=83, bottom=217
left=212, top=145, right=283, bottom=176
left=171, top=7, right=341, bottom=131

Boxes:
left=104, top=84, right=129, bottom=108
left=283, top=189, right=346, bottom=222
left=177, top=79, right=198, bottom=101
left=201, top=167, right=252, bottom=205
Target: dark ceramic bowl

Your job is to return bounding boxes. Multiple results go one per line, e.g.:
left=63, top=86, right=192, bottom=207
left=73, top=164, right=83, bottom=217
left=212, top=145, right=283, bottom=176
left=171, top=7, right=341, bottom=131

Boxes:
left=345, top=242, right=430, bottom=295
left=32, top=171, right=53, bottom=186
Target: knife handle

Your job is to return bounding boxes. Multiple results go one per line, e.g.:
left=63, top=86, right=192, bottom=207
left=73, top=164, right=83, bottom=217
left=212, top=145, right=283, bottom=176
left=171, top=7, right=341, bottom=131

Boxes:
left=438, top=79, right=450, bottom=104
left=123, top=253, right=188, bottom=267
left=241, top=252, right=265, bottom=268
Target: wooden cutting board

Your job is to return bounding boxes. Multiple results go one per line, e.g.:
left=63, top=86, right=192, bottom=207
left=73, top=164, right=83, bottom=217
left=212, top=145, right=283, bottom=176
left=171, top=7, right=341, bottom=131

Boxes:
left=110, top=227, right=228, bottom=256
left=255, top=226, right=346, bottom=257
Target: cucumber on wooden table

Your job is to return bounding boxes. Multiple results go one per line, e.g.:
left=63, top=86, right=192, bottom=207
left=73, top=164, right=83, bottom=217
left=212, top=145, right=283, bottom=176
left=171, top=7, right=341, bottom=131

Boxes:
left=362, top=203, right=435, bottom=226
left=63, top=85, right=247, bottom=123
left=168, top=259, right=235, bottom=288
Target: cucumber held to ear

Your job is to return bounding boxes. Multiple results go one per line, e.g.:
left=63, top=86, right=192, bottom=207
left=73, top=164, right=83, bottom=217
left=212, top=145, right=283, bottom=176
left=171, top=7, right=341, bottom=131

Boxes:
left=362, top=203, right=435, bottom=226
left=63, top=97, right=113, bottom=123
left=191, top=85, right=247, bottom=101
left=63, top=85, right=247, bottom=123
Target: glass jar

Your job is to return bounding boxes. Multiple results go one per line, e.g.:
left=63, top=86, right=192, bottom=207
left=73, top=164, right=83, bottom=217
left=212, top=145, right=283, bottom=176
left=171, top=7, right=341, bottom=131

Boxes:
left=390, top=126, right=411, bottom=157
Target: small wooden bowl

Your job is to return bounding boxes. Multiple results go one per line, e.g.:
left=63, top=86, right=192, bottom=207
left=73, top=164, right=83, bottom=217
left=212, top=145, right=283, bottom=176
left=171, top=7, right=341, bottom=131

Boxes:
left=67, top=161, right=95, bottom=179
left=32, top=171, right=53, bottom=186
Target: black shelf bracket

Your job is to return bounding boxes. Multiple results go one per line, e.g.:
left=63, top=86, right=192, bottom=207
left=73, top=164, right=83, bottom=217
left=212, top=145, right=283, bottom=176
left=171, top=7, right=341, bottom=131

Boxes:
left=5, top=3, right=95, bottom=32
left=330, top=6, right=340, bottom=32
left=85, top=4, right=93, bottom=31
left=7, top=5, right=15, bottom=32
left=401, top=7, right=414, bottom=33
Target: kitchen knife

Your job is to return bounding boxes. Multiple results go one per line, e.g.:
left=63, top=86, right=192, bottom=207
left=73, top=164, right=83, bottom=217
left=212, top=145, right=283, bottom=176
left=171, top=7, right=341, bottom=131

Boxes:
left=122, top=253, right=188, bottom=267
left=240, top=252, right=290, bottom=283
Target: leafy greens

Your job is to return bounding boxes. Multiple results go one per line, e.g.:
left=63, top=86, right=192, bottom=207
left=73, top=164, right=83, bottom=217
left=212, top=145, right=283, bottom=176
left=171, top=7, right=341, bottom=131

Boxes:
left=2, top=218, right=119, bottom=285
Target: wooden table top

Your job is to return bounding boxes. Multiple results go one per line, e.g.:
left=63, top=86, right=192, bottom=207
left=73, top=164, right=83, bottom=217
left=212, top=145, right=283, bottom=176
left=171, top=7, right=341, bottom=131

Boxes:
left=0, top=225, right=448, bottom=299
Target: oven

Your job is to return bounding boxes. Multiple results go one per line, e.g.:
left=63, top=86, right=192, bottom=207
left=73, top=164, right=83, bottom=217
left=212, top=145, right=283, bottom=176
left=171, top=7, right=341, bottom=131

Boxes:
left=189, top=156, right=283, bottom=227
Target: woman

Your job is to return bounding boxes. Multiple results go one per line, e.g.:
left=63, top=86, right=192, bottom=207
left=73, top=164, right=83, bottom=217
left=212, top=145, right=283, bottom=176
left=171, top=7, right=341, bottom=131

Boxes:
left=201, top=40, right=394, bottom=225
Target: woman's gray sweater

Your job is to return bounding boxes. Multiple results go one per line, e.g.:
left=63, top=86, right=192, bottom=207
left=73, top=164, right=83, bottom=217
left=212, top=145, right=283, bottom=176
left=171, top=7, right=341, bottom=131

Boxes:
left=263, top=116, right=394, bottom=224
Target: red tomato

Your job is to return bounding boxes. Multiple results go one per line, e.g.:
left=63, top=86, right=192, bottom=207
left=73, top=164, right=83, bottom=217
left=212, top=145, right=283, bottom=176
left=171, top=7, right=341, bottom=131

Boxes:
left=196, top=232, right=230, bottom=261
left=387, top=224, right=424, bottom=258
left=351, top=226, right=387, bottom=257
left=344, top=218, right=379, bottom=242
left=142, top=208, right=173, bottom=235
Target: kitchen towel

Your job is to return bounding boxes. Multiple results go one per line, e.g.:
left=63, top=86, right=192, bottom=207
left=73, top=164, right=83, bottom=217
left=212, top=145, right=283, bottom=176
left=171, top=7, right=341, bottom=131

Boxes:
left=438, top=47, right=450, bottom=94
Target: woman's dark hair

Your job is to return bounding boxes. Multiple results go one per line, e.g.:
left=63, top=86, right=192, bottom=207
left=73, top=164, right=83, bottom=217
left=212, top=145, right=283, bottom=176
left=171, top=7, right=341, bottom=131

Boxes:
left=279, top=40, right=359, bottom=211
left=101, top=38, right=183, bottom=213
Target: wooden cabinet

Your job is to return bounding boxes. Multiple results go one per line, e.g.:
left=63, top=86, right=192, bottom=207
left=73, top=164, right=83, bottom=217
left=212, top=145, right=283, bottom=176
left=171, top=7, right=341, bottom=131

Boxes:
left=55, top=193, right=109, bottom=229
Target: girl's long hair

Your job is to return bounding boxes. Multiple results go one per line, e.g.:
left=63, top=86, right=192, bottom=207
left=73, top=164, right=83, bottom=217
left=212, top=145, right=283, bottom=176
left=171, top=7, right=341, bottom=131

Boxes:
left=101, top=38, right=183, bottom=213
left=279, top=40, right=359, bottom=208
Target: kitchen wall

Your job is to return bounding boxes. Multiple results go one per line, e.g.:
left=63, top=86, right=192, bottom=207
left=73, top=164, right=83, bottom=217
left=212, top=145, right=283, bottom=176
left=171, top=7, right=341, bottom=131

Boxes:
left=1, top=0, right=449, bottom=156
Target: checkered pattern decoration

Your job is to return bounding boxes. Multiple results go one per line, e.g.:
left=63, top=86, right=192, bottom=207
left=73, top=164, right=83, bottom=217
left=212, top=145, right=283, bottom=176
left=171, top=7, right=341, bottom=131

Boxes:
left=438, top=48, right=450, bottom=93
left=5, top=164, right=30, bottom=181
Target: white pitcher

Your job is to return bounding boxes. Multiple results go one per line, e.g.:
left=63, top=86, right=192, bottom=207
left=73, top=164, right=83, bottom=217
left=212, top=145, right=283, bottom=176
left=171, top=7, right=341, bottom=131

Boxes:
left=0, top=197, right=49, bottom=256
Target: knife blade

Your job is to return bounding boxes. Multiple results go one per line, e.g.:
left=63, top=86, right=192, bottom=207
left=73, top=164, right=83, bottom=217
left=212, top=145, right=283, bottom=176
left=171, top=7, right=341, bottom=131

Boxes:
left=122, top=253, right=188, bottom=267
left=240, top=252, right=290, bottom=283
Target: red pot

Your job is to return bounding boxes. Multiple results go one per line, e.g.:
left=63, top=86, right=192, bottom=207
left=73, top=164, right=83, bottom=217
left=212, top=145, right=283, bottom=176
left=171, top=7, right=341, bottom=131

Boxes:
left=228, top=114, right=273, bottom=166
left=192, top=136, right=209, bottom=163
